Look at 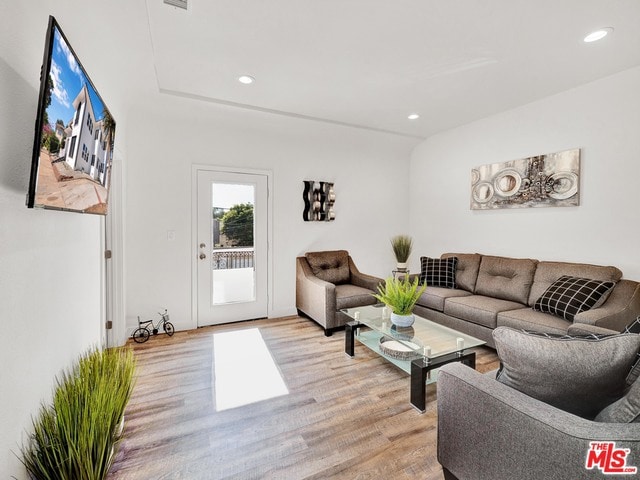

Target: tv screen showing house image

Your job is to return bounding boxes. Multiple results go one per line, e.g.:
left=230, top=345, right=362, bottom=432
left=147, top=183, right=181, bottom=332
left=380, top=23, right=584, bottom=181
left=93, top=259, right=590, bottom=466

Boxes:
left=27, top=16, right=116, bottom=215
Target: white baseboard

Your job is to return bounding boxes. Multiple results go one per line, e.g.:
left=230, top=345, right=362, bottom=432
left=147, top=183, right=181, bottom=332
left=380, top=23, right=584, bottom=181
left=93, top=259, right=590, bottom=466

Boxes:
left=268, top=307, right=298, bottom=319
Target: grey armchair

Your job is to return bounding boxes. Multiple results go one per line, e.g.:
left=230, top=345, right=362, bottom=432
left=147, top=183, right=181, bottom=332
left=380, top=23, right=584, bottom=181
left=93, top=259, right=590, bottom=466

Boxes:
left=437, top=363, right=640, bottom=480
left=296, top=250, right=383, bottom=336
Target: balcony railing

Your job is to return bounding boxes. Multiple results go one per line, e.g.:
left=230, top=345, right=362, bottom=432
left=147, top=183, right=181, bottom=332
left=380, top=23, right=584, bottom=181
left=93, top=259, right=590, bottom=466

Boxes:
left=212, top=248, right=254, bottom=270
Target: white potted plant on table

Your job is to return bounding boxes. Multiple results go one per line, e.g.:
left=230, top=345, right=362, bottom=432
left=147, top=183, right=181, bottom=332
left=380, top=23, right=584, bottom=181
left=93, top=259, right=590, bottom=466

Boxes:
left=373, top=276, right=426, bottom=327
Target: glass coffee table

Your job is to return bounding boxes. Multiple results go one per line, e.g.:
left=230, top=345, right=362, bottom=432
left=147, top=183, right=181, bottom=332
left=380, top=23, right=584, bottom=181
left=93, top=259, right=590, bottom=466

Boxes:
left=342, top=304, right=486, bottom=413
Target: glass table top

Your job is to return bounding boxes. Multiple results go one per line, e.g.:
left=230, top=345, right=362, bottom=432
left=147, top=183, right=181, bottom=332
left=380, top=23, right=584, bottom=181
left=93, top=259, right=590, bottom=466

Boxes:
left=342, top=304, right=485, bottom=360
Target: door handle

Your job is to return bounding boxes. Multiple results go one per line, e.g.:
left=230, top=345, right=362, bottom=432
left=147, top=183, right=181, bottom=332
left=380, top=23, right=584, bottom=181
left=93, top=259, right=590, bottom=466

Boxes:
left=199, top=253, right=206, bottom=260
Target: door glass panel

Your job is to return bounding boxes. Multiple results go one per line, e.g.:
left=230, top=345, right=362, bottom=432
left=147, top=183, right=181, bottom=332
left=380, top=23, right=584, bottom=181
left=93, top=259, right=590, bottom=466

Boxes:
left=211, top=182, right=255, bottom=305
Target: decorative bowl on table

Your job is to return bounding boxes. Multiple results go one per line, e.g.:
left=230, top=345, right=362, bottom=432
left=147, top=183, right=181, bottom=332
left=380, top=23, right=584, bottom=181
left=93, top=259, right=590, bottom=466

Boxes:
left=378, top=336, right=422, bottom=361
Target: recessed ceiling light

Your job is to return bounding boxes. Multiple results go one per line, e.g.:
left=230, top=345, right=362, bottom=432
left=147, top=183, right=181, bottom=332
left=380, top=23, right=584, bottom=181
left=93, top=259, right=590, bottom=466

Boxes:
left=584, top=27, right=613, bottom=43
left=238, top=75, right=255, bottom=85
left=408, top=113, right=420, bottom=120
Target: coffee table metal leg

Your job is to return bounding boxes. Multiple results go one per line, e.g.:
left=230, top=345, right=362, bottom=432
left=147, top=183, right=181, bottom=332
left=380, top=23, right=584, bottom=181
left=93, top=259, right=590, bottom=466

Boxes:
left=345, top=321, right=359, bottom=357
left=410, top=351, right=477, bottom=413
left=463, top=353, right=476, bottom=370
left=411, top=359, right=428, bottom=413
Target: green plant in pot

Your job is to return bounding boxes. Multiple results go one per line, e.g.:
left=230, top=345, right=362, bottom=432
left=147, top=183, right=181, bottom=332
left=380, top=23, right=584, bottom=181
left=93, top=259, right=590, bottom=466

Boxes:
left=390, top=235, right=412, bottom=272
left=20, top=346, right=136, bottom=480
left=373, top=276, right=426, bottom=327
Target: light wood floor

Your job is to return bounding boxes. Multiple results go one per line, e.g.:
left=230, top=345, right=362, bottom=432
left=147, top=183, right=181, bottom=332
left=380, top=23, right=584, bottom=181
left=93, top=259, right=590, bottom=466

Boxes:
left=108, top=316, right=499, bottom=479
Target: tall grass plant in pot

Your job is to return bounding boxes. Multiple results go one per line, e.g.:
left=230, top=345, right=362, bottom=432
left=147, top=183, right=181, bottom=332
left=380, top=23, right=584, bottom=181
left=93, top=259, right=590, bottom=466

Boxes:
left=20, top=347, right=136, bottom=480
left=390, top=235, right=413, bottom=272
left=373, top=276, right=426, bottom=327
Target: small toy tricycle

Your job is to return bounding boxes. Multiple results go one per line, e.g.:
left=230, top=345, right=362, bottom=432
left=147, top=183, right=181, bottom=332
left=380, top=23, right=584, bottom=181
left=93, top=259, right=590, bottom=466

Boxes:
left=132, top=309, right=175, bottom=343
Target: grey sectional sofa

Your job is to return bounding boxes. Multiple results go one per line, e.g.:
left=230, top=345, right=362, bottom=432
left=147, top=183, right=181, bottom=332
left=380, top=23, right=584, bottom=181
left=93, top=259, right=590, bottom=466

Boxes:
left=413, top=253, right=640, bottom=348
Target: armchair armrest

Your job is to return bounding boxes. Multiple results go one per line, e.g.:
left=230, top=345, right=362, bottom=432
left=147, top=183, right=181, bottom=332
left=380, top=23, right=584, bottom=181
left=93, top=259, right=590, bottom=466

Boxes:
left=438, top=362, right=640, bottom=480
left=296, top=257, right=336, bottom=327
left=348, top=257, right=383, bottom=291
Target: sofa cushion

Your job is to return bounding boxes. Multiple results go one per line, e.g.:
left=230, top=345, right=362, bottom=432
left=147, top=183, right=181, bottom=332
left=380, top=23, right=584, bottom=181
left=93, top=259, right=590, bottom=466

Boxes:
left=533, top=275, right=616, bottom=321
left=417, top=287, right=472, bottom=312
left=419, top=256, right=458, bottom=288
left=441, top=253, right=482, bottom=292
left=497, top=308, right=571, bottom=335
left=444, top=295, right=525, bottom=329
left=527, top=261, right=622, bottom=307
left=335, top=284, right=377, bottom=310
left=475, top=255, right=537, bottom=304
left=493, top=327, right=640, bottom=419
left=595, top=376, right=640, bottom=423
left=593, top=317, right=640, bottom=423
left=306, top=250, right=350, bottom=285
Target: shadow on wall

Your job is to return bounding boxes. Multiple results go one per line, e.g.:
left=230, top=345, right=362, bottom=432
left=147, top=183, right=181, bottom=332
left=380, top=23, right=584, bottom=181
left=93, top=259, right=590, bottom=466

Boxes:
left=0, top=56, right=38, bottom=194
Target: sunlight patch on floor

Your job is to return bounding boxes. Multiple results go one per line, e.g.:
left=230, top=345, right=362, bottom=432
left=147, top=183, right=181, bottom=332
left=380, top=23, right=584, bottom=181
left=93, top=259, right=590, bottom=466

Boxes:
left=212, top=328, right=289, bottom=411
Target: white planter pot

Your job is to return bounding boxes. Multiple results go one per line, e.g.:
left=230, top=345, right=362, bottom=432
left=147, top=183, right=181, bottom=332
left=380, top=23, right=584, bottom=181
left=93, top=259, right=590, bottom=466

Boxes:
left=390, top=312, right=414, bottom=327
left=396, top=262, right=408, bottom=272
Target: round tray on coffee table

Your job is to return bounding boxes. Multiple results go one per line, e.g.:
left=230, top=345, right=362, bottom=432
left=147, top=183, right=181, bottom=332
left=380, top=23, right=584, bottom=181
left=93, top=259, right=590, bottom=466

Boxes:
left=378, top=336, right=422, bottom=361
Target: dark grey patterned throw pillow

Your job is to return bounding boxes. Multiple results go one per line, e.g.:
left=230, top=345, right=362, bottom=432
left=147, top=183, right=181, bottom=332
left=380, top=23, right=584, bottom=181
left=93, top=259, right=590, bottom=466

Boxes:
left=625, top=316, right=640, bottom=386
left=533, top=275, right=615, bottom=321
left=419, top=256, right=458, bottom=289
left=625, top=316, right=640, bottom=334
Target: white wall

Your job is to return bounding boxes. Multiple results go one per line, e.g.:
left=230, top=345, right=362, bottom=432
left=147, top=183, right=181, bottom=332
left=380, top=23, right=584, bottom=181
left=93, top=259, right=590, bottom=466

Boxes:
left=0, top=1, right=145, bottom=477
left=409, top=66, right=640, bottom=280
left=0, top=9, right=100, bottom=480
left=124, top=93, right=418, bottom=332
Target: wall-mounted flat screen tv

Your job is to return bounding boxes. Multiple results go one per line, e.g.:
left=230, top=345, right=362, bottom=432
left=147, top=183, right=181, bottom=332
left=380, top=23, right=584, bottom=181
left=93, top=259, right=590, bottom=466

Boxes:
left=27, top=16, right=116, bottom=215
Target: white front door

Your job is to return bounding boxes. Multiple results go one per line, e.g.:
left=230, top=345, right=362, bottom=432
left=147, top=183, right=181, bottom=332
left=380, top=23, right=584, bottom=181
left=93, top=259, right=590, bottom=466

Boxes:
left=196, top=169, right=268, bottom=326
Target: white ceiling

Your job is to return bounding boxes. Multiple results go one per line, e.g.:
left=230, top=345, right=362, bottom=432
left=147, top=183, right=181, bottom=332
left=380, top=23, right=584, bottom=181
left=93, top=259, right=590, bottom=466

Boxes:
left=145, top=0, right=640, bottom=139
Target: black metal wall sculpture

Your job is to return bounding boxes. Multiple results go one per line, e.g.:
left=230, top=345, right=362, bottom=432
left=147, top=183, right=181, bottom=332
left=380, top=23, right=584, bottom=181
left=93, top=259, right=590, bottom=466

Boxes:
left=303, top=181, right=335, bottom=221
